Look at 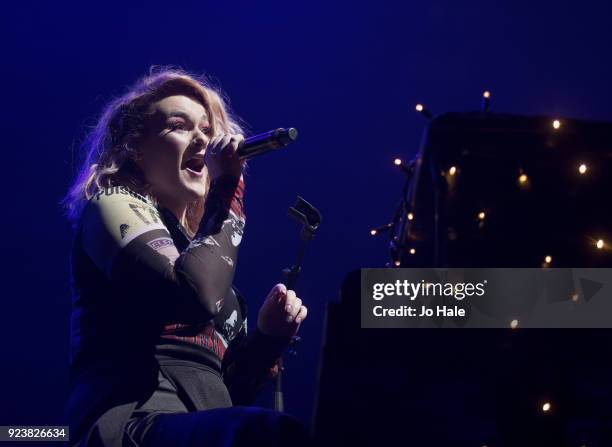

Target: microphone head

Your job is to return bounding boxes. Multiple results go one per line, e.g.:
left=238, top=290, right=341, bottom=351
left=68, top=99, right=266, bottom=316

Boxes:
left=277, top=127, right=298, bottom=145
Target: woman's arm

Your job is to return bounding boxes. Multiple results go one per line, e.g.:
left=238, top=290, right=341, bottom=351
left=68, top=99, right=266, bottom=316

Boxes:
left=81, top=175, right=245, bottom=324
left=222, top=284, right=307, bottom=405
left=222, top=325, right=290, bottom=406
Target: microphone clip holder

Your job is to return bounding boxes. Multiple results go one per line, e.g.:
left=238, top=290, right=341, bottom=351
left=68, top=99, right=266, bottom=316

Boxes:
left=275, top=196, right=322, bottom=412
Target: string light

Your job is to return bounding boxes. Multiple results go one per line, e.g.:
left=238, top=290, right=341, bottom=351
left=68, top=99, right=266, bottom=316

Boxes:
left=394, top=260, right=401, bottom=267
left=510, top=319, right=519, bottom=329
left=415, top=103, right=433, bottom=119
left=482, top=91, right=491, bottom=113
left=542, top=402, right=551, bottom=412
left=517, top=169, right=531, bottom=190
left=370, top=223, right=394, bottom=237
left=395, top=98, right=606, bottom=275
left=394, top=158, right=417, bottom=175
left=571, top=292, right=579, bottom=302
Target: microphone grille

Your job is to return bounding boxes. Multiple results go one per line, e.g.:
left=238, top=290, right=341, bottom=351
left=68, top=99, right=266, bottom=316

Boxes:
left=278, top=127, right=298, bottom=145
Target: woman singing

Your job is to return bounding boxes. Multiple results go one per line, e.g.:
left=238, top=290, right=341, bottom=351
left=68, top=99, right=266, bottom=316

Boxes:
left=62, top=67, right=312, bottom=446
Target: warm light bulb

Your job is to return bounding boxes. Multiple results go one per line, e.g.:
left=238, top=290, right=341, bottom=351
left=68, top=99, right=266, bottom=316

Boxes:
left=542, top=402, right=551, bottom=412
left=449, top=166, right=457, bottom=176
left=519, top=173, right=528, bottom=184
left=553, top=120, right=561, bottom=129
left=578, top=163, right=587, bottom=174
left=415, top=103, right=424, bottom=112
left=483, top=91, right=491, bottom=99
left=571, top=292, right=579, bottom=302
left=597, top=239, right=605, bottom=249
left=394, top=158, right=402, bottom=166
left=478, top=211, right=486, bottom=220
left=409, top=248, right=416, bottom=255
left=544, top=255, right=552, bottom=264
left=394, top=260, right=401, bottom=267
left=370, top=229, right=377, bottom=236
left=510, top=319, right=519, bottom=329
left=407, top=212, right=414, bottom=221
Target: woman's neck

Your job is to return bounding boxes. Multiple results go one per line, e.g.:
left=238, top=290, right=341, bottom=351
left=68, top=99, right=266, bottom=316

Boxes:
left=159, top=198, right=188, bottom=227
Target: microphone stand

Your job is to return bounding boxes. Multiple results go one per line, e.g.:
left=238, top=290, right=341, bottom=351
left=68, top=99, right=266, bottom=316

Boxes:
left=275, top=196, right=322, bottom=412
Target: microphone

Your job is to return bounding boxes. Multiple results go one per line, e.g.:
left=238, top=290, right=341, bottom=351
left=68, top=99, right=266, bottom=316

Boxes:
left=237, top=128, right=298, bottom=160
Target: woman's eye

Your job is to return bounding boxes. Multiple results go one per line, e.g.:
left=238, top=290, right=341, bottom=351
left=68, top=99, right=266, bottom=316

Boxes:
left=200, top=127, right=212, bottom=135
left=169, top=121, right=186, bottom=130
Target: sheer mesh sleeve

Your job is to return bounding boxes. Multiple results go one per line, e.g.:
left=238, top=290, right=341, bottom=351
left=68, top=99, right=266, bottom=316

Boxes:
left=221, top=324, right=292, bottom=406
left=80, top=175, right=246, bottom=324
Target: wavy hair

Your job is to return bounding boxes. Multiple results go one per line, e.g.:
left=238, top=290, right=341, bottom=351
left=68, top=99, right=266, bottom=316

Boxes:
left=62, top=66, right=246, bottom=237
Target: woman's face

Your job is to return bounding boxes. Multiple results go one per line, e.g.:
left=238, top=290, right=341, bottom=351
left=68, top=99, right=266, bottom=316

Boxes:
left=136, top=94, right=212, bottom=208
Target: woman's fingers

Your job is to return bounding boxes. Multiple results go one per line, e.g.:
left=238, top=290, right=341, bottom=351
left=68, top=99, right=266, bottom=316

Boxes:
left=207, top=135, right=223, bottom=155
left=284, top=289, right=295, bottom=311
left=205, top=133, right=245, bottom=179
left=294, top=305, right=307, bottom=324
left=214, top=133, right=244, bottom=156
left=229, top=134, right=245, bottom=151
left=270, top=283, right=287, bottom=303
left=212, top=134, right=231, bottom=155
left=285, top=291, right=302, bottom=322
left=227, top=134, right=244, bottom=159
left=266, top=284, right=305, bottom=323
left=258, top=284, right=306, bottom=337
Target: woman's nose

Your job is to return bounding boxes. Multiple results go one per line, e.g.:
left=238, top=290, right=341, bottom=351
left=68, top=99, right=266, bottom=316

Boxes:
left=193, top=132, right=209, bottom=149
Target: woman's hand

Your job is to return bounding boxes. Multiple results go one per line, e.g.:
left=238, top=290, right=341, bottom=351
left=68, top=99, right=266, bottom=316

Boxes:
left=205, top=133, right=245, bottom=181
left=257, top=283, right=308, bottom=339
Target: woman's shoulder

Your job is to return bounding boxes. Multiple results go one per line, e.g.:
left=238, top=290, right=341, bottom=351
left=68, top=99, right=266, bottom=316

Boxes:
left=80, top=184, right=168, bottom=250
left=83, top=184, right=158, bottom=219
left=87, top=184, right=156, bottom=210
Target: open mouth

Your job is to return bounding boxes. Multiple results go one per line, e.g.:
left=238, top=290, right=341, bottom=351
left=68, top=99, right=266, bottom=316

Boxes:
left=182, top=154, right=205, bottom=174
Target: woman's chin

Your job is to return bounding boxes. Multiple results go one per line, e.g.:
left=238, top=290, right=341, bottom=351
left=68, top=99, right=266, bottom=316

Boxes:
left=180, top=182, right=206, bottom=201
left=179, top=172, right=207, bottom=200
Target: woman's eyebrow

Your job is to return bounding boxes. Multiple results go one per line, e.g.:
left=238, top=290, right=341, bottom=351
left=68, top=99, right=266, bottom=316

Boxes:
left=167, top=110, right=209, bottom=124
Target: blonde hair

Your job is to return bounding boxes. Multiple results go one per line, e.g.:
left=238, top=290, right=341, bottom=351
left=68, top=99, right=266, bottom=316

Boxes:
left=62, top=66, right=246, bottom=237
